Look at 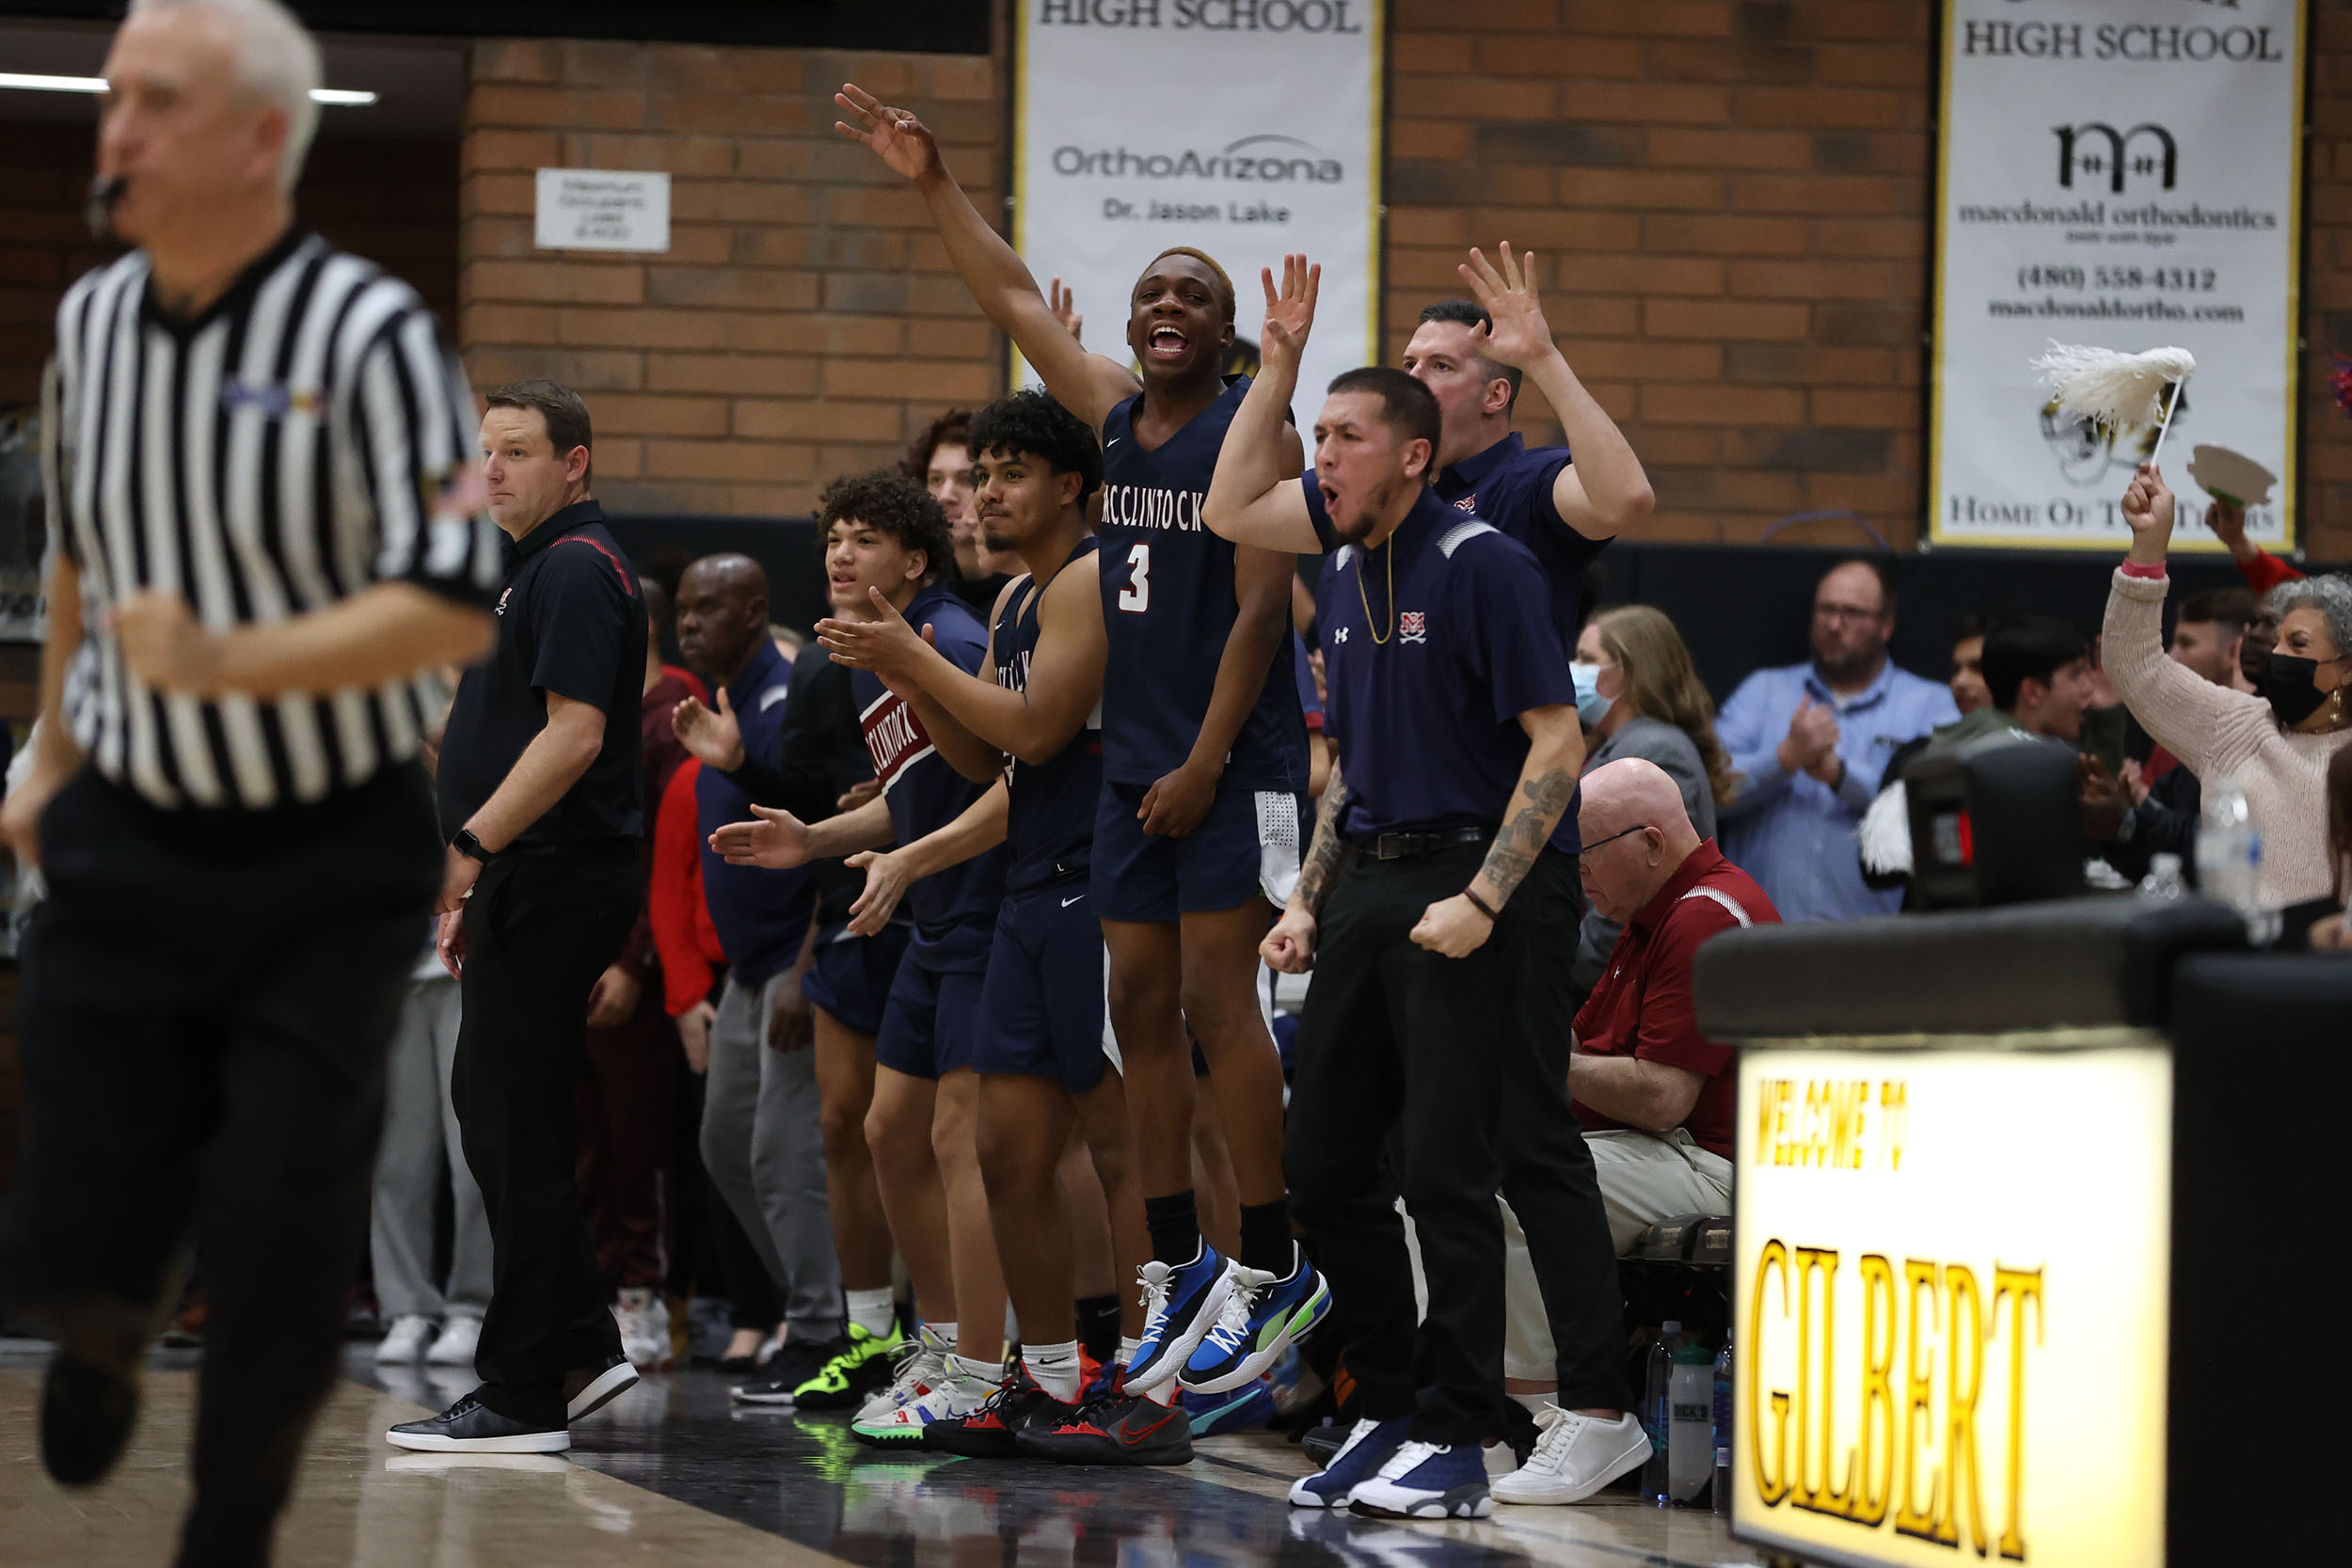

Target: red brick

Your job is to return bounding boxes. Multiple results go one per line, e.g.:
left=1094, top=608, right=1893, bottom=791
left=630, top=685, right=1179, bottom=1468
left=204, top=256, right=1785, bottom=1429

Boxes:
left=642, top=438, right=817, bottom=483
left=1556, top=168, right=1725, bottom=212
left=592, top=394, right=732, bottom=436
left=470, top=85, right=647, bottom=132
left=561, top=134, right=737, bottom=179
left=1647, top=128, right=1814, bottom=171
left=1729, top=258, right=1905, bottom=300
left=1467, top=209, right=1645, bottom=252
left=1644, top=298, right=1810, bottom=341
left=646, top=353, right=819, bottom=396
left=1557, top=0, right=1734, bottom=37
left=463, top=302, right=561, bottom=343
left=465, top=347, right=644, bottom=391
left=1811, top=217, right=1925, bottom=260
left=1475, top=36, right=1642, bottom=80
left=1395, top=0, right=1565, bottom=30
left=1396, top=36, right=1478, bottom=74
left=474, top=40, right=560, bottom=83
left=821, top=358, right=997, bottom=403
left=464, top=130, right=563, bottom=174
left=1391, top=76, right=1558, bottom=122
left=1557, top=254, right=1724, bottom=296
left=467, top=260, right=644, bottom=306
left=1809, top=388, right=1914, bottom=428
left=1389, top=120, right=1474, bottom=161
left=1639, top=214, right=1810, bottom=256
left=1728, top=172, right=1920, bottom=214
left=1642, top=384, right=1806, bottom=425
left=1564, top=81, right=1731, bottom=125
left=1734, top=86, right=1905, bottom=130
left=736, top=398, right=899, bottom=441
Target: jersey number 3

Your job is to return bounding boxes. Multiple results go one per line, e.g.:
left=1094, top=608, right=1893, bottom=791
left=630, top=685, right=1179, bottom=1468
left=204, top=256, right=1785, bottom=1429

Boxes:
left=1118, top=542, right=1151, bottom=613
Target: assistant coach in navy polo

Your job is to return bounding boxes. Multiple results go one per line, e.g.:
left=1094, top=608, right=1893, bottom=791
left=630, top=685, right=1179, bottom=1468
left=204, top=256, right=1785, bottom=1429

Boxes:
left=1205, top=257, right=1634, bottom=1520
left=0, top=1, right=501, bottom=1559
left=391, top=379, right=651, bottom=1455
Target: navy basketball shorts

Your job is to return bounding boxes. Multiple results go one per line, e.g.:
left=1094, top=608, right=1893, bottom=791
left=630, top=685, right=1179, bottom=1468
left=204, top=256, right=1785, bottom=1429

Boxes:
left=874, top=931, right=989, bottom=1083
left=975, top=881, right=1115, bottom=1095
left=799, top=920, right=912, bottom=1038
left=1089, top=779, right=1307, bottom=924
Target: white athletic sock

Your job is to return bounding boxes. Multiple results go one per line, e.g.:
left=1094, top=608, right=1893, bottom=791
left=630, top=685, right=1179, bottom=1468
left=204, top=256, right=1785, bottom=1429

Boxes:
left=1120, top=1337, right=1177, bottom=1406
left=1024, top=1339, right=1083, bottom=1402
left=921, top=1321, right=957, bottom=1352
left=951, top=1354, right=999, bottom=1385
left=847, top=1287, right=896, bottom=1337
left=1510, top=1390, right=1559, bottom=1418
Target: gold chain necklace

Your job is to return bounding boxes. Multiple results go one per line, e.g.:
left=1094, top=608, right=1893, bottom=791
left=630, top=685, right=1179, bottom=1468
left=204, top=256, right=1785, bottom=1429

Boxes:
left=1356, top=535, right=1395, bottom=645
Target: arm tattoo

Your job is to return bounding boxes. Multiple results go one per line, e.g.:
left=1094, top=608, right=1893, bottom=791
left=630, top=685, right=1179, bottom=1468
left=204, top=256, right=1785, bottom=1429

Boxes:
left=1478, top=765, right=1578, bottom=902
left=1293, top=761, right=1351, bottom=915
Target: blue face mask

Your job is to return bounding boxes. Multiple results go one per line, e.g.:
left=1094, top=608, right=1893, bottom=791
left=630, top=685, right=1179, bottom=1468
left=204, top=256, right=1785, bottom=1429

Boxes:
left=1571, top=662, right=1613, bottom=726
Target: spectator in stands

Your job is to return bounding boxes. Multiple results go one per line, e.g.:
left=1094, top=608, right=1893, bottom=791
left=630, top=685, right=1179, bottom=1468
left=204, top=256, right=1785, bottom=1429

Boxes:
left=1568, top=607, right=1738, bottom=992
left=1717, top=558, right=1959, bottom=922
left=2107, top=466, right=2352, bottom=908
left=1859, top=616, right=2096, bottom=885
left=2312, top=747, right=2352, bottom=951
left=371, top=928, right=489, bottom=1370
left=1947, top=615, right=1990, bottom=716
left=1567, top=757, right=1775, bottom=1248
left=2083, top=586, right=2256, bottom=885
left=2203, top=493, right=2305, bottom=596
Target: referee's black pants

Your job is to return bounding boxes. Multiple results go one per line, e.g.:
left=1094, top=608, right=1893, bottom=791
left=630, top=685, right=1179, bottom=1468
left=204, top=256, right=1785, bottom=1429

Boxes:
left=1285, top=843, right=1628, bottom=1447
left=453, top=842, right=639, bottom=1425
left=1, top=766, right=439, bottom=1568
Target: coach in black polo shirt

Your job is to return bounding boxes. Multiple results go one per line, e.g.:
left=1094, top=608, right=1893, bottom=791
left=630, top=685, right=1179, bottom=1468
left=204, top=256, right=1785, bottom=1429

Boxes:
left=391, top=379, right=649, bottom=1454
left=1206, top=260, right=1633, bottom=1519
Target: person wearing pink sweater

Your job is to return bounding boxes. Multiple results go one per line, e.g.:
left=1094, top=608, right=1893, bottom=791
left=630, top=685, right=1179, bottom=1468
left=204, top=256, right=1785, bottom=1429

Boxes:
left=2108, top=465, right=2352, bottom=909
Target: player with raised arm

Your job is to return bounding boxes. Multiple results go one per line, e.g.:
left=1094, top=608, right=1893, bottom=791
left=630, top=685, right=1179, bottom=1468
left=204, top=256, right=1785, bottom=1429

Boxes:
left=816, top=390, right=1186, bottom=1464
left=836, top=85, right=1324, bottom=1397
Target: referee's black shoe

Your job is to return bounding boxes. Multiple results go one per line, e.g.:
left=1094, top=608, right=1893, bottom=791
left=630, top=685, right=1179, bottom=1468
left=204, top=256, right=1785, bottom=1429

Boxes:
left=387, top=1393, right=569, bottom=1454
left=40, top=1349, right=141, bottom=1485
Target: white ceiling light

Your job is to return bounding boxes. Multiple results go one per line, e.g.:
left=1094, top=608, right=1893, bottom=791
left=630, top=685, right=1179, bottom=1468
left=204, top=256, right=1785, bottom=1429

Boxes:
left=0, top=71, right=376, bottom=105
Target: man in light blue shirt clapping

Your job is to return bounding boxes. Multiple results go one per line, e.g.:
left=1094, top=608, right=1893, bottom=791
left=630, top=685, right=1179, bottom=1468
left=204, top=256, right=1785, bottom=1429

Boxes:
left=1716, top=558, right=1959, bottom=923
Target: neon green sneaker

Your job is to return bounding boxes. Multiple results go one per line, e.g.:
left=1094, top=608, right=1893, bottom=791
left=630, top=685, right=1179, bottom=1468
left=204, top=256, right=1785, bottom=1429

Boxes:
left=790, top=1318, right=907, bottom=1411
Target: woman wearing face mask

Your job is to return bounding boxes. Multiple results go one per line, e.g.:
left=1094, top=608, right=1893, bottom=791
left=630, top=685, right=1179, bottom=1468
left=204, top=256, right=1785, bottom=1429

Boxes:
left=1567, top=606, right=1740, bottom=991
left=2107, top=464, right=2352, bottom=909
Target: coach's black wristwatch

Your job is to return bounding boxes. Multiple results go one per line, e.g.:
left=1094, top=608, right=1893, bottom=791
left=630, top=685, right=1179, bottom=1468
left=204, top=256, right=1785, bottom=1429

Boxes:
left=452, top=828, right=494, bottom=864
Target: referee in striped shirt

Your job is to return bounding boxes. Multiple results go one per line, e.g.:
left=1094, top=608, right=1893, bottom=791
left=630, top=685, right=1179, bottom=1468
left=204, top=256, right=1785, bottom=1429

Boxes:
left=0, top=2, right=499, bottom=1560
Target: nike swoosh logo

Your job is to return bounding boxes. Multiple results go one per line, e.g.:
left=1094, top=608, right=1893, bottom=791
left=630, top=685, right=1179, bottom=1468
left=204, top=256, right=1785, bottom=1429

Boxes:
left=1105, top=436, right=1123, bottom=448
left=1062, top=894, right=1086, bottom=907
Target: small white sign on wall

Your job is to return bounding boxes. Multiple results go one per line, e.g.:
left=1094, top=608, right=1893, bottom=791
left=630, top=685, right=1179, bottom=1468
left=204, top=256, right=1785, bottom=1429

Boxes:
left=534, top=168, right=671, bottom=254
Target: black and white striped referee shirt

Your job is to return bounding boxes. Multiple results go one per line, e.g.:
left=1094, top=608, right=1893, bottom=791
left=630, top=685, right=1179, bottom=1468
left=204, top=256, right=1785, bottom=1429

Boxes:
left=41, top=230, right=502, bottom=811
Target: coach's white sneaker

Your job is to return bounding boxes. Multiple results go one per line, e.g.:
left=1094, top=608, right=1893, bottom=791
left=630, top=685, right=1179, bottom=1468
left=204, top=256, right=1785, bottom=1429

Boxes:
left=375, top=1315, right=433, bottom=1366
left=425, top=1313, right=482, bottom=1368
left=1489, top=1407, right=1649, bottom=1505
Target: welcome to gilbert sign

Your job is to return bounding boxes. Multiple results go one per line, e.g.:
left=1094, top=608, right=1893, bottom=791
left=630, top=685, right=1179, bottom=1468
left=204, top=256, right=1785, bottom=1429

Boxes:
left=1009, top=1, right=1383, bottom=403
left=1930, top=0, right=2307, bottom=552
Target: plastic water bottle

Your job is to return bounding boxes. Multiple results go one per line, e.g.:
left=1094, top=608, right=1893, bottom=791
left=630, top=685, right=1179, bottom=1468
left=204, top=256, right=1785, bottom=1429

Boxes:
left=1640, top=1321, right=1680, bottom=1505
left=2137, top=851, right=2186, bottom=901
left=2195, top=776, right=2281, bottom=944
left=1711, top=1333, right=1734, bottom=1516
left=1668, top=1338, right=1714, bottom=1502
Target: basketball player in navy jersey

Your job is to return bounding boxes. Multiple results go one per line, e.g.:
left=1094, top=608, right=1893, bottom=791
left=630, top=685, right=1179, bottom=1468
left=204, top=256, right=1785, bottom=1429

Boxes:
left=818, top=391, right=1187, bottom=1464
left=705, top=472, right=1013, bottom=1425
left=838, top=85, right=1326, bottom=1397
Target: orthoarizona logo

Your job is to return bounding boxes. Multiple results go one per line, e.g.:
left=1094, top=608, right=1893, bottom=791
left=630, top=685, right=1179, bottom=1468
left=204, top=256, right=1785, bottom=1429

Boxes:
left=1052, top=135, right=1342, bottom=182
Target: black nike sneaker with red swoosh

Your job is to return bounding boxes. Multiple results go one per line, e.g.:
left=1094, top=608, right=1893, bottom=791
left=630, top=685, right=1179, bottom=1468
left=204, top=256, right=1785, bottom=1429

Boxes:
left=923, top=1370, right=1075, bottom=1459
left=1016, top=1371, right=1195, bottom=1466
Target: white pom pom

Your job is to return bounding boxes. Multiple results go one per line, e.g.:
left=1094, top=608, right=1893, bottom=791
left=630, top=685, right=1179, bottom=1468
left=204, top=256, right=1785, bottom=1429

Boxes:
left=2029, top=341, right=2195, bottom=426
left=1858, top=781, right=1914, bottom=878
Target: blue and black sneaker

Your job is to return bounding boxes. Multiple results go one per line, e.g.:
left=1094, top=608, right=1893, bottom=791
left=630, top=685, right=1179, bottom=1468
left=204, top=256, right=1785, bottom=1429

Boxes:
left=1123, top=1247, right=1235, bottom=1395
left=1348, top=1440, right=1496, bottom=1520
left=1178, top=1250, right=1329, bottom=1394
left=1181, top=1376, right=1277, bottom=1437
left=1287, top=1416, right=1413, bottom=1509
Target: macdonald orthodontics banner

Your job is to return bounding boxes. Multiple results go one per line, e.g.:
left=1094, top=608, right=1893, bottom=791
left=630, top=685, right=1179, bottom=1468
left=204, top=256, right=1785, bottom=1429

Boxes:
left=1009, top=0, right=1383, bottom=406
left=1929, top=0, right=2307, bottom=552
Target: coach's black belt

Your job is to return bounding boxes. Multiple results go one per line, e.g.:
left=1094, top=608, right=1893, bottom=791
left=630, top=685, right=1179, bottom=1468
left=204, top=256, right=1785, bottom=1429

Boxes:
left=1358, top=825, right=1495, bottom=862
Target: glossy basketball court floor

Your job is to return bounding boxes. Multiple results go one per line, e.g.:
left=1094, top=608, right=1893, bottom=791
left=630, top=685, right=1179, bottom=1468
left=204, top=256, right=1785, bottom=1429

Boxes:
left=0, top=1344, right=1753, bottom=1568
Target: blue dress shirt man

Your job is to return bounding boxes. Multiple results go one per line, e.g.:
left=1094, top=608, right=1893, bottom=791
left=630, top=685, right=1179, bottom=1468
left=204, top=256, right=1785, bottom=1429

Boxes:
left=1716, top=558, right=1959, bottom=924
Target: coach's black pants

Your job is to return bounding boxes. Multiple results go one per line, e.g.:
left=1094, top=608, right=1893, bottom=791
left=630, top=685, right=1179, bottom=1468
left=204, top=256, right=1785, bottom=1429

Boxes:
left=1, top=766, right=439, bottom=1568
left=1286, top=844, right=1628, bottom=1446
left=453, top=842, right=639, bottom=1424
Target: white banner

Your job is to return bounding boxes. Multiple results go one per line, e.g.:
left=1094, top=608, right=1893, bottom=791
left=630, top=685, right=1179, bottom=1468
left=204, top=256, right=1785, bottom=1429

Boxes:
left=1010, top=0, right=1383, bottom=411
left=1930, top=0, right=2306, bottom=551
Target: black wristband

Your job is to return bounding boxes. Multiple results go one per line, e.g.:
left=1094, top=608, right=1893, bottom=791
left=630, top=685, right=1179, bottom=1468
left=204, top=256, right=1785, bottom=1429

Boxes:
left=1462, top=886, right=1501, bottom=922
left=453, top=828, right=494, bottom=864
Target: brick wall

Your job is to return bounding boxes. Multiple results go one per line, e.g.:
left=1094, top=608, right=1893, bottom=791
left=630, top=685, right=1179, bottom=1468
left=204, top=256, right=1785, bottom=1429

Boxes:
left=453, top=3, right=2344, bottom=556
left=0, top=125, right=458, bottom=411
left=457, top=40, right=1003, bottom=517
